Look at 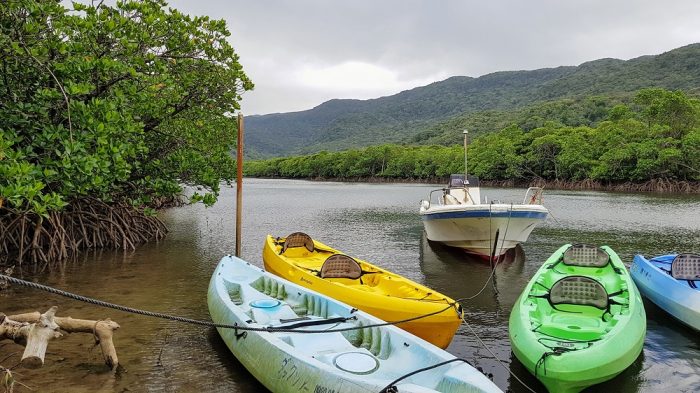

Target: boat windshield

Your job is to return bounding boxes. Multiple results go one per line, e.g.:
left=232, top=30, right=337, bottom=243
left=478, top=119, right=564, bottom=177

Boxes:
left=448, top=174, right=479, bottom=188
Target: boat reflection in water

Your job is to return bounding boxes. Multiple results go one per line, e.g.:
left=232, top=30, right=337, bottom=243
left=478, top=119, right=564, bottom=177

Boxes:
left=419, top=232, right=527, bottom=308
left=419, top=233, right=530, bottom=390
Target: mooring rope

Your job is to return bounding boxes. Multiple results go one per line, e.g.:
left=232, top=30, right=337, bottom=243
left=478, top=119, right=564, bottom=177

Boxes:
left=1, top=268, right=530, bottom=392
left=0, top=274, right=456, bottom=334
left=459, top=312, right=537, bottom=393
left=496, top=203, right=513, bottom=257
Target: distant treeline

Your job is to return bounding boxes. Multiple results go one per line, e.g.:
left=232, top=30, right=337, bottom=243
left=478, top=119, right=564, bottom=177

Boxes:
left=245, top=88, right=699, bottom=190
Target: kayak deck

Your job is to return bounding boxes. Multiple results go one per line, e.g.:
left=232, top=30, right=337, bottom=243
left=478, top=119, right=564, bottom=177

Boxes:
left=526, top=259, right=631, bottom=342
left=280, top=244, right=450, bottom=301
left=510, top=244, right=646, bottom=393
left=263, top=234, right=462, bottom=348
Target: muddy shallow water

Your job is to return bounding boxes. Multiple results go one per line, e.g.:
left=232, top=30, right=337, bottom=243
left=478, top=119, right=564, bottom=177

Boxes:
left=2, top=179, right=699, bottom=392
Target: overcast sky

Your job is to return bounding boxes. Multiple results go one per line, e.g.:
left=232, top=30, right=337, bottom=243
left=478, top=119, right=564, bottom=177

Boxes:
left=168, top=0, right=700, bottom=115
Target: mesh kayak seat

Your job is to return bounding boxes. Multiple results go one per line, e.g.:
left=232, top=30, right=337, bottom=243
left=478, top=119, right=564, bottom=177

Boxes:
left=281, top=232, right=315, bottom=254
left=562, top=244, right=609, bottom=268
left=320, top=254, right=362, bottom=280
left=671, top=253, right=700, bottom=281
left=549, top=276, right=608, bottom=310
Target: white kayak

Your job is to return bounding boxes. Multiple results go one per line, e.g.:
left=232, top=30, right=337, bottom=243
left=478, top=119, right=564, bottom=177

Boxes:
left=207, top=255, right=502, bottom=393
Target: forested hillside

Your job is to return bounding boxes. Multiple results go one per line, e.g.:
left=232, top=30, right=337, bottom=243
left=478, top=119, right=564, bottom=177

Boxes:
left=247, top=44, right=700, bottom=157
left=246, top=88, right=700, bottom=192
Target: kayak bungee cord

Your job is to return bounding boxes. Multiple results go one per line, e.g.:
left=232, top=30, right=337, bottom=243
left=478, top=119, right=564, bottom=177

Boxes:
left=378, top=358, right=475, bottom=393
left=372, top=300, right=538, bottom=393
left=0, top=274, right=457, bottom=334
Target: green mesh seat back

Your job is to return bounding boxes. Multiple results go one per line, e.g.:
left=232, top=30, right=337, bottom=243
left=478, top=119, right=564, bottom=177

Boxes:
left=320, top=254, right=362, bottom=279
left=562, top=244, right=609, bottom=267
left=281, top=232, right=314, bottom=254
left=549, top=276, right=608, bottom=309
left=671, top=253, right=700, bottom=280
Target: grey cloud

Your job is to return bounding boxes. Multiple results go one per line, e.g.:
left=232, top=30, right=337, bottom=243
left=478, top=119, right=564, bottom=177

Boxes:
left=168, top=0, right=700, bottom=114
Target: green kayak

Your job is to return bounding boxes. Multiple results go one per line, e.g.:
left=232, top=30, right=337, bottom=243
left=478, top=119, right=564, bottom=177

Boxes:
left=509, top=244, right=646, bottom=393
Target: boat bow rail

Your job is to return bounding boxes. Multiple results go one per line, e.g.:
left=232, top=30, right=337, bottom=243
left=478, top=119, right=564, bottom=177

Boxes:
left=523, top=187, right=545, bottom=205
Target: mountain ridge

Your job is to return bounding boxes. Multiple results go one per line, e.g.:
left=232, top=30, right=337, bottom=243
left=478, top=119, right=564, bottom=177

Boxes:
left=246, top=43, right=700, bottom=158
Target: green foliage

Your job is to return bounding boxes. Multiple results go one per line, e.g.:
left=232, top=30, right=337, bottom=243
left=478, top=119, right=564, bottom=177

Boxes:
left=468, top=125, right=525, bottom=180
left=245, top=88, right=700, bottom=184
left=634, top=88, right=699, bottom=138
left=0, top=0, right=252, bottom=214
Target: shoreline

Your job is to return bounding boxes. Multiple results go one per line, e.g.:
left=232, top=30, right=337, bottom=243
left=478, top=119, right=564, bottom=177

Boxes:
left=248, top=176, right=700, bottom=194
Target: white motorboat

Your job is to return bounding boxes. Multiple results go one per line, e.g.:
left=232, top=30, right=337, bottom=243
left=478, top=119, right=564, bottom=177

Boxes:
left=419, top=174, right=548, bottom=257
left=419, top=131, right=547, bottom=257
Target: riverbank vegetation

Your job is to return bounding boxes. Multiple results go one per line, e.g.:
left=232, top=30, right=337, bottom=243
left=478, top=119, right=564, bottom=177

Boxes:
left=0, top=0, right=252, bottom=266
left=245, top=88, right=699, bottom=192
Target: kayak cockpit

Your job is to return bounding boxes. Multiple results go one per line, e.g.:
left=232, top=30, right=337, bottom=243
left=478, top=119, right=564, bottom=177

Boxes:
left=526, top=245, right=631, bottom=341
left=234, top=274, right=396, bottom=359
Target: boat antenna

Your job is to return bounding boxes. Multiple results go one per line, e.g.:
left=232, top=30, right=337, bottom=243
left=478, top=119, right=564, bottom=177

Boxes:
left=463, top=130, right=469, bottom=181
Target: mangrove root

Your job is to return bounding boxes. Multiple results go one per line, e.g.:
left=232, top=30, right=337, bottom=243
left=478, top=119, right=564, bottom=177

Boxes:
left=0, top=197, right=168, bottom=267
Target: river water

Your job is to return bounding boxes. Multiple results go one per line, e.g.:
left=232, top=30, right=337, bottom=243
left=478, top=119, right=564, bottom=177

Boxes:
left=2, top=178, right=699, bottom=392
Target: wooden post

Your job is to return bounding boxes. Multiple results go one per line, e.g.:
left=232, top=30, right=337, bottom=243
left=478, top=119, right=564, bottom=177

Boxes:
left=235, top=113, right=244, bottom=257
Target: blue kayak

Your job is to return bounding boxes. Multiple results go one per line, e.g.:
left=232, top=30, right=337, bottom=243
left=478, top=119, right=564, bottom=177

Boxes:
left=630, top=254, right=700, bottom=331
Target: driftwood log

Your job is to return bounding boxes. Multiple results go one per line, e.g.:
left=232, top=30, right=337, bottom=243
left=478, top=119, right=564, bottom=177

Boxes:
left=0, top=307, right=120, bottom=369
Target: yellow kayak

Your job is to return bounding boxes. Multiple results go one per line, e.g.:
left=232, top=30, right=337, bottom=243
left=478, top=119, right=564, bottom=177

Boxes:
left=262, top=233, right=462, bottom=348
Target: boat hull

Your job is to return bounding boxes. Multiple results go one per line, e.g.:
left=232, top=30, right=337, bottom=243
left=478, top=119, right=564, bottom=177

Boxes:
left=509, top=245, right=646, bottom=393
left=630, top=254, right=700, bottom=331
left=263, top=235, right=462, bottom=349
left=420, top=204, right=547, bottom=256
left=208, top=255, right=502, bottom=393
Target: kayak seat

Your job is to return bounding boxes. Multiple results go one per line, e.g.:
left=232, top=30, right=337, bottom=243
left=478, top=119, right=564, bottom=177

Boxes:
left=285, top=331, right=357, bottom=356
left=671, top=253, right=700, bottom=281
left=549, top=276, right=608, bottom=310
left=281, top=232, right=315, bottom=254
left=320, top=254, right=362, bottom=280
left=562, top=244, right=609, bottom=268
left=251, top=276, right=288, bottom=300
left=245, top=292, right=300, bottom=325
